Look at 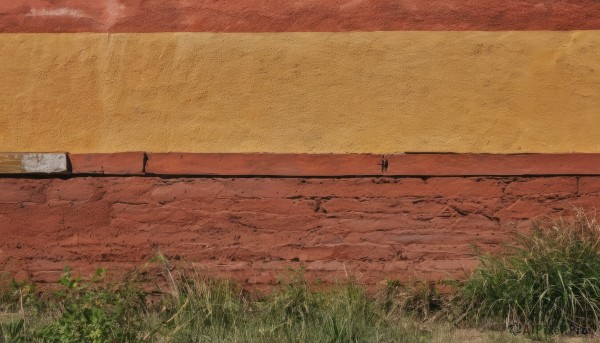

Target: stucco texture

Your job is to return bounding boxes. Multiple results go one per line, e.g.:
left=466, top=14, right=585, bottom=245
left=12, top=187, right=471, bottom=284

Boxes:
left=3, top=0, right=600, bottom=32
left=1, top=31, right=600, bottom=153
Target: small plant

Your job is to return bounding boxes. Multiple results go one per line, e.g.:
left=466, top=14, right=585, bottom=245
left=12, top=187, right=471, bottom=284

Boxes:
left=38, top=267, right=148, bottom=343
left=0, top=276, right=36, bottom=314
left=0, top=276, right=37, bottom=343
left=457, top=210, right=600, bottom=336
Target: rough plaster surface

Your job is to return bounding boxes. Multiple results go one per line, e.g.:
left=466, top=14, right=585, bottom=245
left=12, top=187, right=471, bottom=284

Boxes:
left=0, top=176, right=599, bottom=286
left=1, top=0, right=600, bottom=32
left=1, top=32, right=600, bottom=154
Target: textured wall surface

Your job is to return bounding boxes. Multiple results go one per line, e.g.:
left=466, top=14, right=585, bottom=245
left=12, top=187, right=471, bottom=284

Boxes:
left=2, top=0, right=600, bottom=32
left=1, top=31, right=600, bottom=154
left=1, top=176, right=599, bottom=286
left=3, top=0, right=600, bottom=287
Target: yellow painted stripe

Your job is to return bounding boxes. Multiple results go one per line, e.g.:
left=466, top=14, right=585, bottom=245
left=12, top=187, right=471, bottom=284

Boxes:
left=1, top=32, right=599, bottom=154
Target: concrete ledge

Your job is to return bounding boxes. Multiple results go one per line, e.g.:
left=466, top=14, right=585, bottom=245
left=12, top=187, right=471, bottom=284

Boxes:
left=0, top=153, right=67, bottom=174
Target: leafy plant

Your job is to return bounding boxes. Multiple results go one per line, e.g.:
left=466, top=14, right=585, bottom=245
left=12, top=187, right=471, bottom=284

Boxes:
left=38, top=267, right=148, bottom=343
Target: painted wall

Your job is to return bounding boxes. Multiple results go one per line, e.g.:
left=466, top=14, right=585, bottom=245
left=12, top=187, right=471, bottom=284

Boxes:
left=3, top=0, right=600, bottom=286
left=1, top=31, right=600, bottom=154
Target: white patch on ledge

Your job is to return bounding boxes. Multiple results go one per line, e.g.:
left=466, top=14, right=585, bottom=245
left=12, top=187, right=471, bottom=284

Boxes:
left=26, top=7, right=86, bottom=18
left=21, top=153, right=67, bottom=173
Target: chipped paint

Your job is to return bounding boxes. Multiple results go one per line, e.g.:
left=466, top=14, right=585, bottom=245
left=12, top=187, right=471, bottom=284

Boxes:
left=26, top=8, right=86, bottom=18
left=21, top=153, right=67, bottom=173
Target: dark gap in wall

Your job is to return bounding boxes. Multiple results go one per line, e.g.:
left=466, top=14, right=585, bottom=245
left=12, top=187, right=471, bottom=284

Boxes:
left=142, top=153, right=149, bottom=173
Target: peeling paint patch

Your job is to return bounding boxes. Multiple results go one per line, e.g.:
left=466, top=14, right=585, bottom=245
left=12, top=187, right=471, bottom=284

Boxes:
left=0, top=153, right=67, bottom=174
left=21, top=153, right=67, bottom=173
left=339, top=0, right=368, bottom=10
left=104, top=0, right=125, bottom=28
left=26, top=8, right=86, bottom=18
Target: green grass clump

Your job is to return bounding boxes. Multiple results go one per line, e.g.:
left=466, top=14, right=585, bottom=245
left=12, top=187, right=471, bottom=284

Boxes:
left=458, top=210, right=600, bottom=336
left=159, top=268, right=425, bottom=342
left=158, top=271, right=248, bottom=341
left=254, top=271, right=395, bottom=343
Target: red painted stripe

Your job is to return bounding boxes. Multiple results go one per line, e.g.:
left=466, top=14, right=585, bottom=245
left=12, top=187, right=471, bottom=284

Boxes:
left=387, top=154, right=600, bottom=176
left=69, top=152, right=145, bottom=175
left=143, top=153, right=600, bottom=177
left=144, top=153, right=383, bottom=176
left=2, top=0, right=600, bottom=32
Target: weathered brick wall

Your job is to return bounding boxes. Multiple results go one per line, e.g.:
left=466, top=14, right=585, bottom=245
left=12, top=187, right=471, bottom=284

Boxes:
left=2, top=176, right=599, bottom=286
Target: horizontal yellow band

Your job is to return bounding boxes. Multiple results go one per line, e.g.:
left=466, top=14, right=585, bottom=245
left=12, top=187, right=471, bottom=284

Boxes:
left=1, top=32, right=599, bottom=153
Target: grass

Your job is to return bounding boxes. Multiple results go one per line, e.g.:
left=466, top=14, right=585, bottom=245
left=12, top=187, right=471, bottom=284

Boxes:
left=1, top=211, right=600, bottom=342
left=456, top=210, right=600, bottom=337
left=0, top=264, right=537, bottom=343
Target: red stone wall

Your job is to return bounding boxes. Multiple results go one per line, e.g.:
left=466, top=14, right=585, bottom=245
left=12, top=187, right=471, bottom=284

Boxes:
left=2, top=175, right=599, bottom=286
